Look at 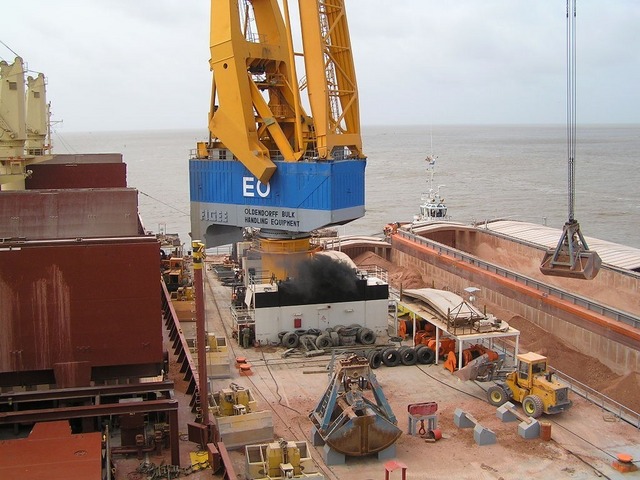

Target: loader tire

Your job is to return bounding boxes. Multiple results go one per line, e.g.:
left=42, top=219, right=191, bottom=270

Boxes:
left=368, top=350, right=382, bottom=369
left=381, top=348, right=401, bottom=367
left=400, top=347, right=418, bottom=366
left=315, top=334, right=332, bottom=349
left=416, top=345, right=435, bottom=365
left=357, top=327, right=376, bottom=345
left=522, top=394, right=544, bottom=418
left=487, top=385, right=509, bottom=407
left=281, top=332, right=299, bottom=349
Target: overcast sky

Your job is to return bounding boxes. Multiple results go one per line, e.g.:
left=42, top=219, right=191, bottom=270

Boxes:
left=2, top=1, right=638, bottom=132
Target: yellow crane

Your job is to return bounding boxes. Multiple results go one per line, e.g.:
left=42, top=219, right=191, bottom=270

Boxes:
left=0, top=57, right=52, bottom=190
left=200, top=0, right=364, bottom=183
left=191, top=0, right=366, bottom=280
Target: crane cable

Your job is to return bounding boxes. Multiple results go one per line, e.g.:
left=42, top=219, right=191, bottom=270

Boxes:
left=566, top=0, right=577, bottom=222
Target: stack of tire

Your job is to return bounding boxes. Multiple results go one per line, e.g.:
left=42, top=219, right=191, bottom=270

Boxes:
left=367, top=344, right=436, bottom=369
left=279, top=324, right=377, bottom=349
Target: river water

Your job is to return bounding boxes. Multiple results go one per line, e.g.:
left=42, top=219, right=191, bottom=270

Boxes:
left=54, top=124, right=640, bottom=249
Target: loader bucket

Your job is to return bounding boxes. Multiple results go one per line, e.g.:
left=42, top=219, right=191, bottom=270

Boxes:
left=539, top=248, right=602, bottom=280
left=454, top=353, right=491, bottom=381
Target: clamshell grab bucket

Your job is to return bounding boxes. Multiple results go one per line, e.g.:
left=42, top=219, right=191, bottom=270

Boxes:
left=540, top=249, right=601, bottom=280
left=539, top=221, right=602, bottom=280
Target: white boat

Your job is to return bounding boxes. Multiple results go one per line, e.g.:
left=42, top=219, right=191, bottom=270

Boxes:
left=414, top=156, right=448, bottom=223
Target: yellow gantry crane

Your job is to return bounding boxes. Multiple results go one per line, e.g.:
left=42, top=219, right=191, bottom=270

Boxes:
left=298, top=0, right=363, bottom=160
left=0, top=57, right=51, bottom=190
left=191, top=0, right=367, bottom=280
left=201, top=0, right=364, bottom=184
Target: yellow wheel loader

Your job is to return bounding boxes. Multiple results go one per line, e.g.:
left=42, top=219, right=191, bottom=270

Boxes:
left=484, top=352, right=572, bottom=418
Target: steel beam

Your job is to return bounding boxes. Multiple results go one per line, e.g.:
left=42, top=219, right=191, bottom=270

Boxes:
left=0, top=399, right=181, bottom=466
left=0, top=380, right=174, bottom=405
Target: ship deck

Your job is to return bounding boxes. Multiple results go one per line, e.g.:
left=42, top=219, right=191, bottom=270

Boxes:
left=151, top=265, right=640, bottom=480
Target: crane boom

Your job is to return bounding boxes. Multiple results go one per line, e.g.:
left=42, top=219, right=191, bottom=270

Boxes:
left=299, top=0, right=364, bottom=159
left=207, top=0, right=308, bottom=184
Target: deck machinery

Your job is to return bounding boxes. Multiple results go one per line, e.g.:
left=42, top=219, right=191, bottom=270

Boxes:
left=190, top=0, right=366, bottom=281
left=309, top=354, right=401, bottom=462
left=1, top=56, right=51, bottom=190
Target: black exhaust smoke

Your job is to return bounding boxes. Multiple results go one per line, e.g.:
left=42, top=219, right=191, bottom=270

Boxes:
left=279, top=254, right=361, bottom=304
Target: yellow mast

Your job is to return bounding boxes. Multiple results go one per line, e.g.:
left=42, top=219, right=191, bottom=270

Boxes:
left=207, top=0, right=310, bottom=184
left=299, top=0, right=363, bottom=159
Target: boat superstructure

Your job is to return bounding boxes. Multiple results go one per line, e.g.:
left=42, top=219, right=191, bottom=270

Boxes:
left=414, top=157, right=448, bottom=223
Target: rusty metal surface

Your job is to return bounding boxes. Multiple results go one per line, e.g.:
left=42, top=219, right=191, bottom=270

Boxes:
left=0, top=399, right=181, bottom=467
left=325, top=411, right=402, bottom=456
left=217, top=442, right=239, bottom=480
left=162, top=281, right=199, bottom=410
left=40, top=153, right=124, bottom=165
left=0, top=188, right=139, bottom=239
left=0, top=398, right=178, bottom=424
left=26, top=162, right=126, bottom=189
left=0, top=421, right=102, bottom=480
left=0, top=237, right=163, bottom=387
left=53, top=361, right=92, bottom=388
left=0, top=380, right=174, bottom=406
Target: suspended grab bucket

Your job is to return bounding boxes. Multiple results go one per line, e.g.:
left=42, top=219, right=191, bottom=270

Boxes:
left=539, top=220, right=602, bottom=280
left=540, top=249, right=602, bottom=280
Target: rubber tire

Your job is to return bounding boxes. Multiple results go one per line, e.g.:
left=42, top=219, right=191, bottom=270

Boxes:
left=381, top=348, right=401, bottom=367
left=416, top=345, right=436, bottom=365
left=400, top=347, right=418, bottom=366
left=522, top=394, right=544, bottom=418
left=358, top=328, right=376, bottom=345
left=281, top=331, right=299, bottom=349
left=315, top=334, right=332, bottom=349
left=340, top=327, right=358, bottom=337
left=368, top=350, right=382, bottom=369
left=330, top=331, right=340, bottom=346
left=487, top=385, right=509, bottom=407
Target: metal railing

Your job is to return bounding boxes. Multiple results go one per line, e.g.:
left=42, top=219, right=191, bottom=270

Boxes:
left=358, top=264, right=388, bottom=284
left=396, top=229, right=640, bottom=329
left=160, top=280, right=200, bottom=415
